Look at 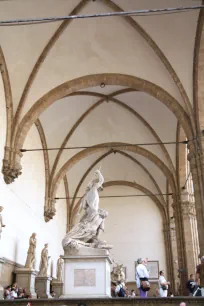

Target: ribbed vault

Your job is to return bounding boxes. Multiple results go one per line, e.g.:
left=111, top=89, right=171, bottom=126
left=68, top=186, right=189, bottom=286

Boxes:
left=0, top=0, right=203, bottom=294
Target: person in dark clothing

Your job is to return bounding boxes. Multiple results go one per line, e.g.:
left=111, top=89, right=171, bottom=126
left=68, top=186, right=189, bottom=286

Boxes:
left=111, top=282, right=117, bottom=297
left=186, top=274, right=196, bottom=296
left=196, top=256, right=204, bottom=296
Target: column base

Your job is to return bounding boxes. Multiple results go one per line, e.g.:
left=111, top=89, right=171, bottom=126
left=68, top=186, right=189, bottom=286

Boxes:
left=36, top=276, right=52, bottom=298
left=15, top=268, right=37, bottom=299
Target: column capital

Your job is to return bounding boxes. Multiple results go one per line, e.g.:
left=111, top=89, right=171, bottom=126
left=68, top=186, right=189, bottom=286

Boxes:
left=181, top=200, right=196, bottom=217
left=187, top=149, right=204, bottom=167
left=44, top=199, right=56, bottom=222
left=2, top=158, right=22, bottom=184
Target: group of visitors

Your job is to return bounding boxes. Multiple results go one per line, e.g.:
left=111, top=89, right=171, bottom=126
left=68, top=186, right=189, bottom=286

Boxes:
left=135, top=256, right=204, bottom=298
left=4, top=283, right=31, bottom=300
left=136, top=257, right=171, bottom=298
left=186, top=255, right=204, bottom=296
left=111, top=281, right=136, bottom=298
left=113, top=255, right=204, bottom=298
left=3, top=282, right=56, bottom=301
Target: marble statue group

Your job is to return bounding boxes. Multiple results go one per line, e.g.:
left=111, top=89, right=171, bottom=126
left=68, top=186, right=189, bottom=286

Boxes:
left=62, top=169, right=112, bottom=253
left=11, top=168, right=111, bottom=283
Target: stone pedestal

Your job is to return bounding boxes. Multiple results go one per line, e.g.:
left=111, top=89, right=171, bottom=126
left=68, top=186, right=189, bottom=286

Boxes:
left=35, top=276, right=52, bottom=298
left=61, top=247, right=112, bottom=298
left=52, top=280, right=64, bottom=298
left=0, top=284, right=3, bottom=300
left=15, top=268, right=37, bottom=298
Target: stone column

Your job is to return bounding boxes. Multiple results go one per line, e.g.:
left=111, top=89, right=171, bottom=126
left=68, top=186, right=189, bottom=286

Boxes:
left=169, top=218, right=180, bottom=295
left=171, top=195, right=188, bottom=295
left=163, top=223, right=175, bottom=292
left=188, top=148, right=204, bottom=255
left=181, top=191, right=199, bottom=274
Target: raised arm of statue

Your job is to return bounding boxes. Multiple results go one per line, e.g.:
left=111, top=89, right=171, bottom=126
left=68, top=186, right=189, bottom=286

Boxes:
left=79, top=170, right=104, bottom=215
left=94, top=170, right=104, bottom=189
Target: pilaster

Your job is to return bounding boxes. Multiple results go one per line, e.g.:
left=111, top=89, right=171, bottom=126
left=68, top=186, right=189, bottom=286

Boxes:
left=187, top=146, right=204, bottom=255
left=180, top=191, right=198, bottom=275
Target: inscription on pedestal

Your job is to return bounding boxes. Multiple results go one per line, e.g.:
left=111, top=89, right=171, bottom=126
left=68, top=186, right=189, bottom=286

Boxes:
left=74, top=269, right=96, bottom=287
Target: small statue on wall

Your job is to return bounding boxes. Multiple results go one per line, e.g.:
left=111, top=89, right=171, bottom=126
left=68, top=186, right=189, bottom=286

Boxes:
left=25, top=233, right=37, bottom=269
left=39, top=243, right=50, bottom=277
left=56, top=255, right=64, bottom=282
left=0, top=206, right=5, bottom=240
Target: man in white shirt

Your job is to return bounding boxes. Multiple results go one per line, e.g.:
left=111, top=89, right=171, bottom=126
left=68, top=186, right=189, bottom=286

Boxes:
left=159, top=270, right=170, bottom=297
left=10, top=289, right=17, bottom=299
left=136, top=258, right=150, bottom=297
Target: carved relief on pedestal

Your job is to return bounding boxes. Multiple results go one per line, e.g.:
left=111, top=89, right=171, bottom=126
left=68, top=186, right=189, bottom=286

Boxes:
left=74, top=269, right=96, bottom=287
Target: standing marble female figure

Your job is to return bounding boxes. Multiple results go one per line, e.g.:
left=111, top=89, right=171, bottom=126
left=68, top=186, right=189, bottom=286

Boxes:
left=25, top=233, right=37, bottom=269
left=39, top=244, right=50, bottom=276
left=57, top=256, right=64, bottom=282
left=0, top=206, right=5, bottom=240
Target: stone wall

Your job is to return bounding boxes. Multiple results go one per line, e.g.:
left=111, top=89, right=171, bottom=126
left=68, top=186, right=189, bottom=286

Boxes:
left=0, top=257, right=23, bottom=287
